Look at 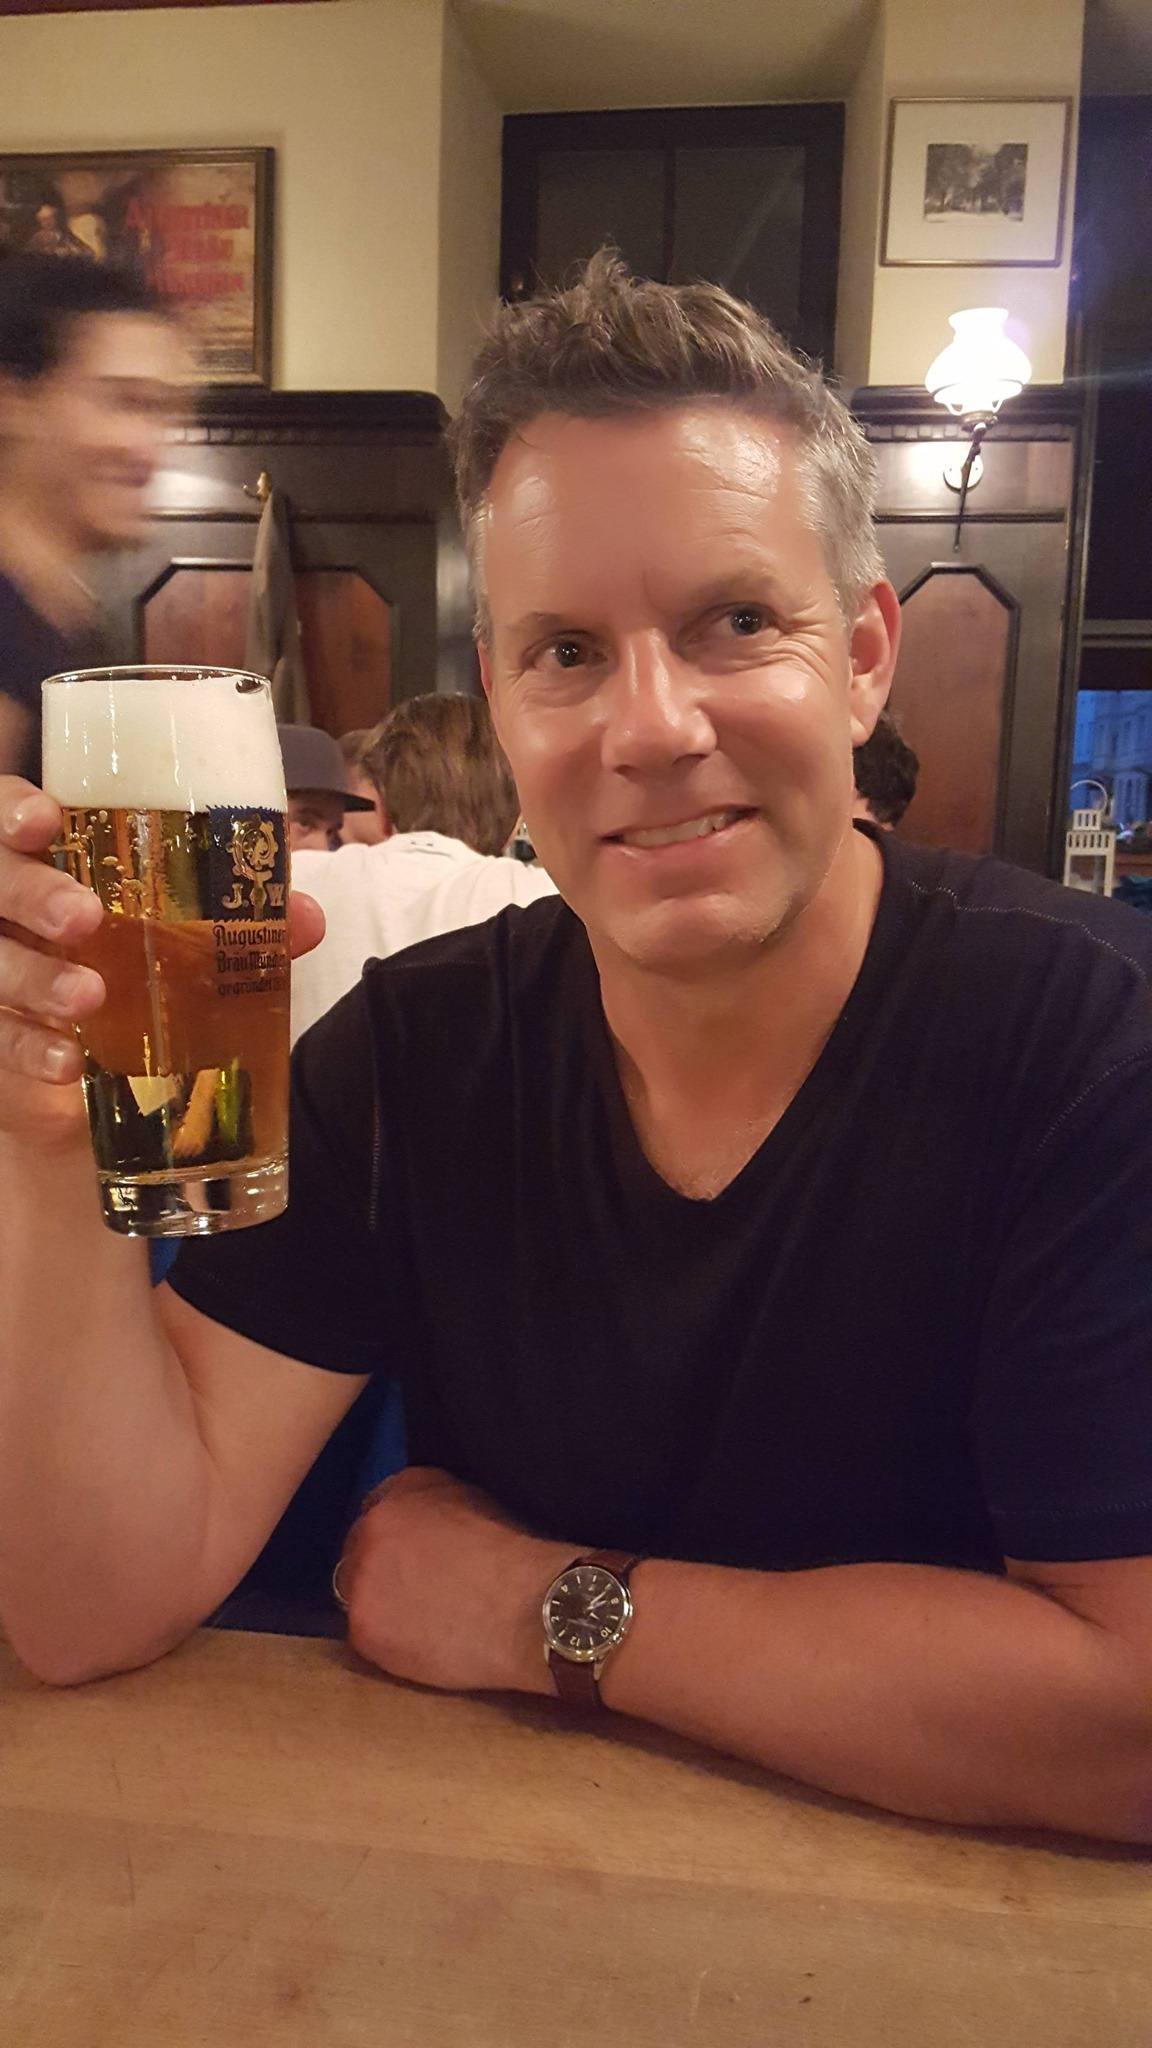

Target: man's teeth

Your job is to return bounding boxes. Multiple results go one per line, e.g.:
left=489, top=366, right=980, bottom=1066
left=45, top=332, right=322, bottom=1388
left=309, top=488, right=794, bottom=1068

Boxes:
left=622, top=810, right=743, bottom=849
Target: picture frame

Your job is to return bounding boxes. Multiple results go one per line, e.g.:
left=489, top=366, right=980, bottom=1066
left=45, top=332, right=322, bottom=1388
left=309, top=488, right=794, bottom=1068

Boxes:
left=0, top=147, right=273, bottom=384
left=881, top=99, right=1072, bottom=268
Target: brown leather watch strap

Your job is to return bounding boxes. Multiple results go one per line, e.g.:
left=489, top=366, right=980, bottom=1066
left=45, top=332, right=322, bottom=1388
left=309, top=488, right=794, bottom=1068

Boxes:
left=547, top=1551, right=645, bottom=1710
left=581, top=1549, right=643, bottom=1583
left=548, top=1654, right=601, bottom=1709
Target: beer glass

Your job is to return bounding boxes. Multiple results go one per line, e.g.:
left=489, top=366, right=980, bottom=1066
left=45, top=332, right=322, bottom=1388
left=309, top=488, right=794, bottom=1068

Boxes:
left=42, top=666, right=290, bottom=1237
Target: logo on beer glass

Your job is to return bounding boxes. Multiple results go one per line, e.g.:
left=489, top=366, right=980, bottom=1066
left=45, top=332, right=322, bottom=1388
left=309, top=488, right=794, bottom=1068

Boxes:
left=221, top=816, right=284, bottom=917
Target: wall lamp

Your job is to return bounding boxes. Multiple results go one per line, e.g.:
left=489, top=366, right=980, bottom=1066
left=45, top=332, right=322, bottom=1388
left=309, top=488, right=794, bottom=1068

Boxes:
left=924, top=308, right=1032, bottom=548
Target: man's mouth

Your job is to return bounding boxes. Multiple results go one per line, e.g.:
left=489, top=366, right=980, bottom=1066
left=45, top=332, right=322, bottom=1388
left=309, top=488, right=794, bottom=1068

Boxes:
left=97, top=465, right=153, bottom=489
left=608, top=807, right=755, bottom=850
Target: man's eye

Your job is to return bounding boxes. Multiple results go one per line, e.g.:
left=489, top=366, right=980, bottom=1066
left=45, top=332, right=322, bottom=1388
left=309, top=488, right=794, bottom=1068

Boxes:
left=727, top=606, right=768, bottom=636
left=551, top=638, right=586, bottom=670
left=532, top=636, right=591, bottom=673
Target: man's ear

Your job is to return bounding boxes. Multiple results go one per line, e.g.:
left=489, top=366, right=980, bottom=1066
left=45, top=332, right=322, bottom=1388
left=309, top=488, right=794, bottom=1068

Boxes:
left=847, top=580, right=902, bottom=747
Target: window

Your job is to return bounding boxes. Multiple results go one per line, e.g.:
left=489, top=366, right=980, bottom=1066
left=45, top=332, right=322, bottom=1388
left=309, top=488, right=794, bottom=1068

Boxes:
left=501, top=104, right=843, bottom=364
left=1069, top=688, right=1152, bottom=838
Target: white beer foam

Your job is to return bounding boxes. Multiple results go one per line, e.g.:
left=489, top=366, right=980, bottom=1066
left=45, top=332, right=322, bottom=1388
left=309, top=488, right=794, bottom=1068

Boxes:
left=42, top=672, right=286, bottom=813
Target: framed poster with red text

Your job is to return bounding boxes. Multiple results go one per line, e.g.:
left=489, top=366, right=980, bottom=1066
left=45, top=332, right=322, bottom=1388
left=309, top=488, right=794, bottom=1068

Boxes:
left=0, top=148, right=273, bottom=384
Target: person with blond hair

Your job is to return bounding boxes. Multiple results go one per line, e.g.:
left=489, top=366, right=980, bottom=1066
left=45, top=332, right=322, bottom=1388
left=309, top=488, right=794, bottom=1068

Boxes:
left=290, top=692, right=555, bottom=1041
left=3, top=256, right=1152, bottom=1843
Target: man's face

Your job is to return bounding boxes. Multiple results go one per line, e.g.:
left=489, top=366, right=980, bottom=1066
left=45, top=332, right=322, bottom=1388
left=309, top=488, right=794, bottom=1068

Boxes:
left=0, top=312, right=187, bottom=549
left=480, top=406, right=894, bottom=977
left=288, top=790, right=345, bottom=852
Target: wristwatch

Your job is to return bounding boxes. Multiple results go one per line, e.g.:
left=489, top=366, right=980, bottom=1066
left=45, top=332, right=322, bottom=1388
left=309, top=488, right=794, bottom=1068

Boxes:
left=542, top=1549, right=644, bottom=1708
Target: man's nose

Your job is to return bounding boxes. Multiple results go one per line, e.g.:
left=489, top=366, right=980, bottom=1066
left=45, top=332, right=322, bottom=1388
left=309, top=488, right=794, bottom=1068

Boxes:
left=133, top=424, right=165, bottom=477
left=600, top=636, right=716, bottom=775
left=116, top=414, right=166, bottom=474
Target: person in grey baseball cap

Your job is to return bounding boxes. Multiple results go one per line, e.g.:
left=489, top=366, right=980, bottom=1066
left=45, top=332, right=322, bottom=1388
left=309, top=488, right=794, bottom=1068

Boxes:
left=277, top=723, right=377, bottom=851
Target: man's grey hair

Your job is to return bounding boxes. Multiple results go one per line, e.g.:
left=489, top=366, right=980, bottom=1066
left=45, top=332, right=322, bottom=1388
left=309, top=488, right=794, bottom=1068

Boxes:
left=450, top=250, right=884, bottom=640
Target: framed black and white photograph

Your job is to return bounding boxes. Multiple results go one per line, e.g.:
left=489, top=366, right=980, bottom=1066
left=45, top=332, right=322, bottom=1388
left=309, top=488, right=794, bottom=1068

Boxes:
left=882, top=99, right=1072, bottom=267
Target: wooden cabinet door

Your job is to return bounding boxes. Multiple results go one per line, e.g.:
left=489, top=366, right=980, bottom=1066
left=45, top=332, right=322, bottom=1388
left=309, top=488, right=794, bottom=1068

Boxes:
left=857, top=389, right=1088, bottom=877
left=88, top=391, right=469, bottom=737
left=97, top=513, right=437, bottom=736
left=877, top=521, right=1071, bottom=873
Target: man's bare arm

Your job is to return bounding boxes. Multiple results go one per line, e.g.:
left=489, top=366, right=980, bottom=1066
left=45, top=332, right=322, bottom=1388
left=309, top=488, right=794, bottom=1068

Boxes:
left=342, top=1476, right=1152, bottom=1844
left=0, top=1133, right=364, bottom=1684
left=599, top=1552, right=1152, bottom=1842
left=0, top=775, right=362, bottom=1684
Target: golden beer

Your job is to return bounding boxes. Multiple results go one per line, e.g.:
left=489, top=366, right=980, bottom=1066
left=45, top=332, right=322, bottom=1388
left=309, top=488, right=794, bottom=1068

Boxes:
left=43, top=669, right=289, bottom=1237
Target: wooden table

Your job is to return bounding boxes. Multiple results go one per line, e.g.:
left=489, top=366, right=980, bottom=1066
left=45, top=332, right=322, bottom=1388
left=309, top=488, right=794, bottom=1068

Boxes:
left=1, top=1631, right=1149, bottom=2047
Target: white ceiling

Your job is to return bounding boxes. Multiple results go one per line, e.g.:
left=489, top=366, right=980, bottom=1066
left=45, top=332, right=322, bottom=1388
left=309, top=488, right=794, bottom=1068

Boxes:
left=455, top=0, right=1152, bottom=112
left=454, top=0, right=875, bottom=113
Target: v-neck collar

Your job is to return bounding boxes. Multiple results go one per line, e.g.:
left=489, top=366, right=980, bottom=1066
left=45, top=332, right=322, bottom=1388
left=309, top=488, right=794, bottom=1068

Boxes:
left=577, top=825, right=908, bottom=1216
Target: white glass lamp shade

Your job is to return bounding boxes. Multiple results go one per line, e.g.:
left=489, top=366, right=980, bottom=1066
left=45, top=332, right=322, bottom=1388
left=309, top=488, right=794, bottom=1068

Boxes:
left=924, top=308, right=1033, bottom=420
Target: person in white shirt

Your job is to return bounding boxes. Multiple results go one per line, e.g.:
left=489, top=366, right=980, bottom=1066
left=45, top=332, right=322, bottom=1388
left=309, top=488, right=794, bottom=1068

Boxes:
left=291, top=693, right=556, bottom=1042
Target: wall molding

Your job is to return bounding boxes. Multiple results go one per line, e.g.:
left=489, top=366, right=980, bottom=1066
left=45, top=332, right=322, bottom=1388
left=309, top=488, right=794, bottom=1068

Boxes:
left=171, top=390, right=448, bottom=448
left=851, top=383, right=1085, bottom=443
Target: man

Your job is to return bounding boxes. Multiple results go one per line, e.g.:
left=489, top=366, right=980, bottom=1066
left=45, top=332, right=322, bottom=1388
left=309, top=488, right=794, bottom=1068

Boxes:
left=0, top=255, right=186, bottom=783
left=278, top=723, right=377, bottom=852
left=291, top=694, right=555, bottom=1041
left=852, top=708, right=919, bottom=829
left=3, top=257, right=1152, bottom=1843
left=337, top=728, right=388, bottom=846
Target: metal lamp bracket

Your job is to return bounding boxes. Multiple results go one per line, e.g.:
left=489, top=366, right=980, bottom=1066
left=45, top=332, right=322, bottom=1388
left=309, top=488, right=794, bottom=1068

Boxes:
left=944, top=451, right=984, bottom=492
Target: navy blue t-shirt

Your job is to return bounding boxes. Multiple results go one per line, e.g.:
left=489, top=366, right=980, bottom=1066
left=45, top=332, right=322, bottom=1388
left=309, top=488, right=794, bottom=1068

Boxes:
left=0, top=567, right=71, bottom=786
left=169, top=830, right=1152, bottom=1573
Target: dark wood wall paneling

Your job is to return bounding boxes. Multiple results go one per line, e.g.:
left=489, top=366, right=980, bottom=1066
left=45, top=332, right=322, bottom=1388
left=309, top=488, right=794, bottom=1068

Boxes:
left=94, top=391, right=476, bottom=741
left=852, top=386, right=1089, bottom=876
left=1067, top=99, right=1152, bottom=737
left=96, top=384, right=1085, bottom=869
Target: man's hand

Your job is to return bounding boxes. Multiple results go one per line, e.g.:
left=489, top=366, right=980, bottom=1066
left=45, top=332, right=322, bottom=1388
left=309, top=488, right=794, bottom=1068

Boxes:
left=339, top=1466, right=573, bottom=1696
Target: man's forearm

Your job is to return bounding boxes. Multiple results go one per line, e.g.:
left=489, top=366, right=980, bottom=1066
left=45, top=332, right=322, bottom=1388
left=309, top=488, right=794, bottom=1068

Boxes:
left=0, top=1133, right=215, bottom=1681
left=595, top=1557, right=1152, bottom=1842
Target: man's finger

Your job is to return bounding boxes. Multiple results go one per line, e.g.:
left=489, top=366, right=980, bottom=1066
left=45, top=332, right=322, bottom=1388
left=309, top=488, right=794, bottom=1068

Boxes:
left=0, top=852, right=104, bottom=947
left=0, top=781, right=63, bottom=850
left=287, top=891, right=324, bottom=960
left=0, top=1009, right=84, bottom=1083
left=0, top=936, right=104, bottom=1022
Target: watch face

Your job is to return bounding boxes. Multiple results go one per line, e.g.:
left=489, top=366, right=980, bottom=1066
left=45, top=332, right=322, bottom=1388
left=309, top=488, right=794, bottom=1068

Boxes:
left=543, top=1564, right=632, bottom=1664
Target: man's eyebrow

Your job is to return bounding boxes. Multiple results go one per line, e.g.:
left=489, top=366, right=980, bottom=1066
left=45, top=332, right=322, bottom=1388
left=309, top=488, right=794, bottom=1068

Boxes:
left=503, top=569, right=788, bottom=643
left=505, top=611, right=581, bottom=642
left=90, top=375, right=182, bottom=395
left=681, top=568, right=786, bottom=611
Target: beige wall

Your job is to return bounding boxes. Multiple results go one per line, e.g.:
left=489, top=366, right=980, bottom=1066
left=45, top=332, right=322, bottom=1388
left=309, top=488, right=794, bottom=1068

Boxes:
left=0, top=0, right=1083, bottom=399
left=437, top=5, right=503, bottom=410
left=0, top=0, right=458, bottom=394
left=835, top=4, right=887, bottom=391
left=838, top=0, right=1083, bottom=388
